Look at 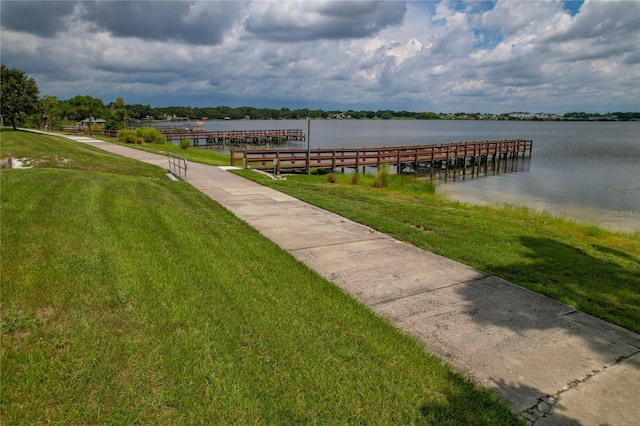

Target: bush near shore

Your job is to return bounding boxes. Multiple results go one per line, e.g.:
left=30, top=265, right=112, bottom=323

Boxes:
left=118, top=126, right=166, bottom=144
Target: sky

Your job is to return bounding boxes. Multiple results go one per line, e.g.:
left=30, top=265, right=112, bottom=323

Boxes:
left=1, top=0, right=639, bottom=114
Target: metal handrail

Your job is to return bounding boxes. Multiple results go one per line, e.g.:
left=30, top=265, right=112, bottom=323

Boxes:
left=167, top=153, right=187, bottom=180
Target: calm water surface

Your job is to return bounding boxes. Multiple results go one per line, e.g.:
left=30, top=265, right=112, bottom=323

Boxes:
left=182, top=119, right=640, bottom=232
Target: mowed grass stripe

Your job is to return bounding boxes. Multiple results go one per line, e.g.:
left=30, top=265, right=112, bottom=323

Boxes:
left=1, top=130, right=521, bottom=424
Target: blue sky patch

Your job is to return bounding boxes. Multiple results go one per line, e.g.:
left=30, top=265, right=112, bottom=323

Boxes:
left=447, top=0, right=496, bottom=14
left=473, top=28, right=503, bottom=50
left=563, top=0, right=584, bottom=16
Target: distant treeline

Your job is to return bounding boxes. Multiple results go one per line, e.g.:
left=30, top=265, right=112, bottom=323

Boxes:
left=30, top=94, right=640, bottom=131
left=129, top=105, right=443, bottom=121
left=561, top=111, right=640, bottom=121
left=127, top=105, right=640, bottom=122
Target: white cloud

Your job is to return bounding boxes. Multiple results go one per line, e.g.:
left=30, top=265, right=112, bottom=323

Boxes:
left=243, top=1, right=407, bottom=42
left=1, top=0, right=638, bottom=113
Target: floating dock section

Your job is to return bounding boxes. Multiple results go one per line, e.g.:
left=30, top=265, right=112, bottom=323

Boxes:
left=231, top=139, right=533, bottom=179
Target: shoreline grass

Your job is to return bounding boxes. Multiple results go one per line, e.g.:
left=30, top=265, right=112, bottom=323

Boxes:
left=1, top=129, right=522, bottom=423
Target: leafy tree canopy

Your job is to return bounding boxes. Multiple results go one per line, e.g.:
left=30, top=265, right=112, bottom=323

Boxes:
left=1, top=64, right=40, bottom=130
left=60, top=95, right=107, bottom=122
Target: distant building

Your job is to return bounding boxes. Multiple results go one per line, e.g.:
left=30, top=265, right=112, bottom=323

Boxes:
left=509, top=112, right=532, bottom=119
left=78, top=117, right=106, bottom=129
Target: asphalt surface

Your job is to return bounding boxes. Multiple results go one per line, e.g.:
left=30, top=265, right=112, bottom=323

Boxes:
left=53, top=134, right=640, bottom=425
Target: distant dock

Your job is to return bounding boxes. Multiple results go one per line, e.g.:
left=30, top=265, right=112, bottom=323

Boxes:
left=155, top=125, right=306, bottom=146
left=231, top=139, right=533, bottom=179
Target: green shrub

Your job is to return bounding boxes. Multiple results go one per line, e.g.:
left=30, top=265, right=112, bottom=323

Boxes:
left=118, top=129, right=137, bottom=144
left=135, top=127, right=166, bottom=144
left=180, top=137, right=190, bottom=150
left=374, top=164, right=390, bottom=188
left=136, top=137, right=144, bottom=145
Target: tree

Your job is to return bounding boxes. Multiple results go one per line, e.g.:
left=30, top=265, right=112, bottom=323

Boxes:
left=41, top=95, right=61, bottom=129
left=107, top=97, right=129, bottom=130
left=61, top=95, right=106, bottom=121
left=126, top=103, right=153, bottom=120
left=1, top=65, right=40, bottom=129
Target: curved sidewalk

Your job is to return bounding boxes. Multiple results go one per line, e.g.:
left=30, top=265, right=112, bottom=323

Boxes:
left=63, top=134, right=640, bottom=425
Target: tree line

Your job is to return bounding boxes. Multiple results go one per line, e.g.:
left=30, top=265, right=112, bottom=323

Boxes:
left=2, top=65, right=639, bottom=131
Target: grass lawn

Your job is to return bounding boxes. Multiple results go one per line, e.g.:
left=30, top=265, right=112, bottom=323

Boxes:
left=35, top=130, right=638, bottom=331
left=1, top=129, right=522, bottom=424
left=233, top=170, right=640, bottom=334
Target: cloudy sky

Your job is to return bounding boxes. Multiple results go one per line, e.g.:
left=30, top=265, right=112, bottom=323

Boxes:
left=1, top=0, right=639, bottom=113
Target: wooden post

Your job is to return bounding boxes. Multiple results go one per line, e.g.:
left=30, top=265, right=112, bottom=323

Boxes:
left=491, top=142, right=497, bottom=174
left=444, top=146, right=449, bottom=181
left=463, top=143, right=468, bottom=179
left=449, top=145, right=458, bottom=180
left=306, top=118, right=311, bottom=175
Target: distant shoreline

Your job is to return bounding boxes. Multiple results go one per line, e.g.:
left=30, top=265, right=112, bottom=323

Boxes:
left=140, top=113, right=640, bottom=123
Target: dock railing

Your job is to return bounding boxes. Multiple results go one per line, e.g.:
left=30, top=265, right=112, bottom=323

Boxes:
left=156, top=128, right=306, bottom=146
left=60, top=127, right=119, bottom=138
left=167, top=153, right=188, bottom=180
left=230, top=140, right=532, bottom=176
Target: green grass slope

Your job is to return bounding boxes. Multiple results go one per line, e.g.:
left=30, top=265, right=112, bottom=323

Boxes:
left=1, top=129, right=521, bottom=424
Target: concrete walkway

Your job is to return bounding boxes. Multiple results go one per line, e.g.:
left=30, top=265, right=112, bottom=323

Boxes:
left=60, top=134, right=640, bottom=424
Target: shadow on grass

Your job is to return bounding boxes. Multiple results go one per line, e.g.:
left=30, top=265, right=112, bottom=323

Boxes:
left=591, top=243, right=638, bottom=262
left=489, top=236, right=640, bottom=332
left=443, top=236, right=640, bottom=423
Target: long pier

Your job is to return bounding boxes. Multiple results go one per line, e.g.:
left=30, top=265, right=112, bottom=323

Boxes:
left=231, top=139, right=532, bottom=178
left=155, top=125, right=306, bottom=146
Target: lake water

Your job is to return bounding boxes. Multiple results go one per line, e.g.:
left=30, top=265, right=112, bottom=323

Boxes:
left=172, top=119, right=640, bottom=232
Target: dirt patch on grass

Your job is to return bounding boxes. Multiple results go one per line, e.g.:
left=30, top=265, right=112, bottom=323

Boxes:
left=2, top=156, right=73, bottom=169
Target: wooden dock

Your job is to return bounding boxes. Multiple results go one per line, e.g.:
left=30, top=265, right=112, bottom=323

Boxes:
left=155, top=125, right=306, bottom=146
left=231, top=139, right=532, bottom=179
left=60, top=127, right=119, bottom=138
